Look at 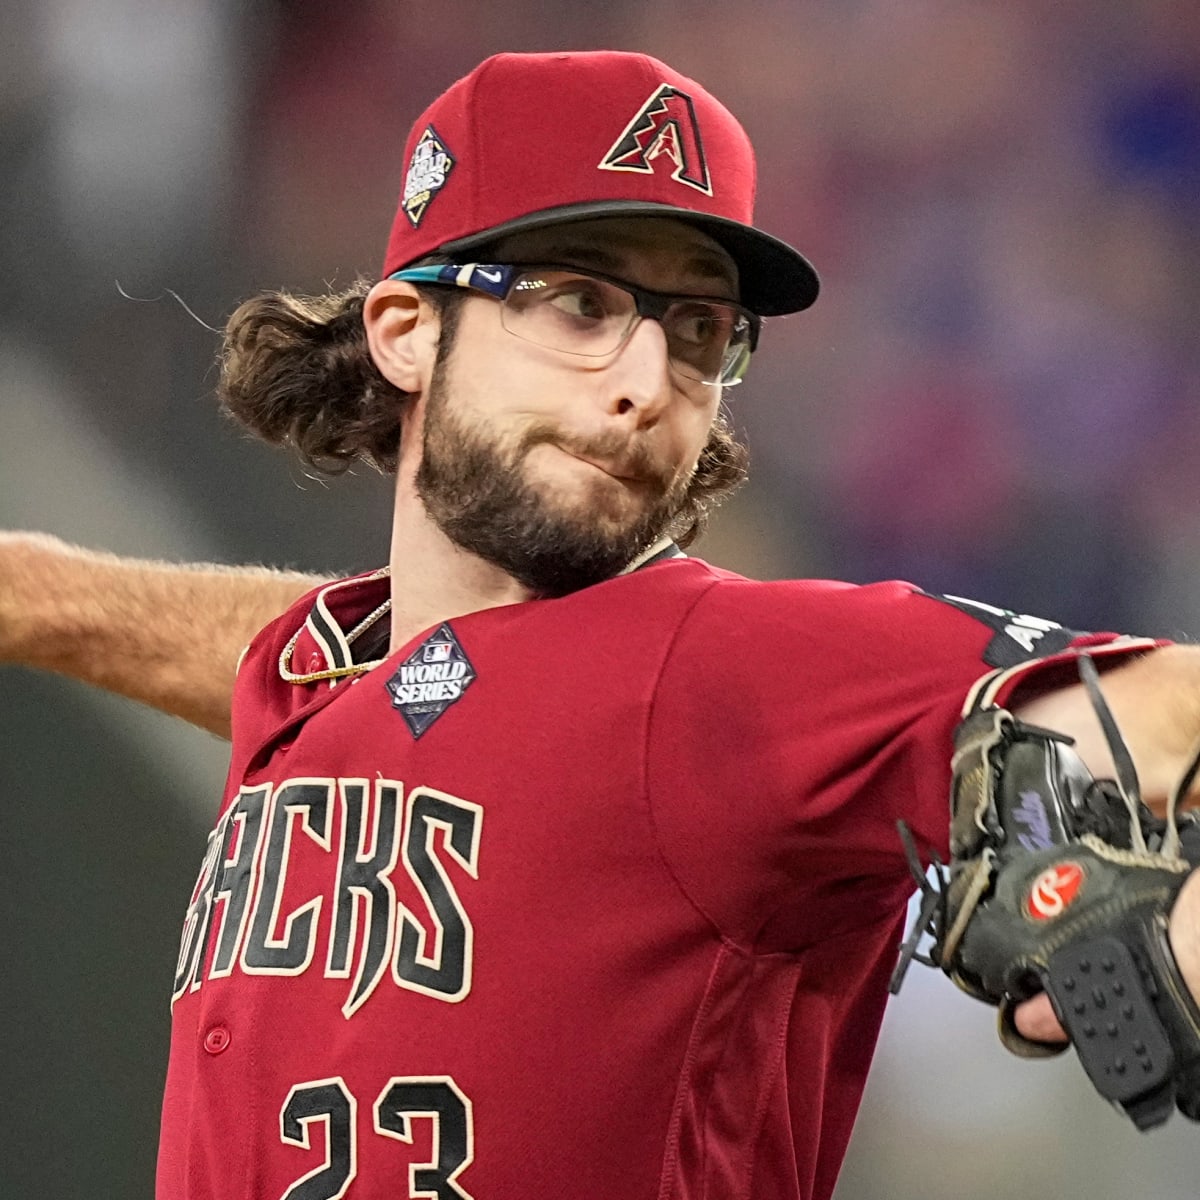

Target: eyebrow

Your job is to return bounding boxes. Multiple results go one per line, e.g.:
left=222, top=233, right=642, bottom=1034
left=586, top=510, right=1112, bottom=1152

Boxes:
left=520, top=242, right=738, bottom=295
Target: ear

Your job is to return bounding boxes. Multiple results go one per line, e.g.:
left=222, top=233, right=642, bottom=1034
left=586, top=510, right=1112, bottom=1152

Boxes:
left=362, top=279, right=442, bottom=394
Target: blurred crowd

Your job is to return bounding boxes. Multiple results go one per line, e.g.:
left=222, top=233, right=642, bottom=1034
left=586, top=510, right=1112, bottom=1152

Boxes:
left=4, top=3, right=1200, bottom=1199
left=6, top=1, right=1200, bottom=631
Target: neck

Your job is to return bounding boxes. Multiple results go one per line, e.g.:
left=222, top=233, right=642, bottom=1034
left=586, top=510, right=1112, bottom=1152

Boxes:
left=387, top=473, right=534, bottom=653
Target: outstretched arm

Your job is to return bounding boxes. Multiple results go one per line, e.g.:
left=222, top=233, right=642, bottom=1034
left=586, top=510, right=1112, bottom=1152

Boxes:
left=0, top=533, right=327, bottom=738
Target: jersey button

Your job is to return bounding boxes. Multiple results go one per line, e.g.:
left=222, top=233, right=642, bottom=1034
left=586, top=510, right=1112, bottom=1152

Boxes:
left=203, top=1025, right=231, bottom=1055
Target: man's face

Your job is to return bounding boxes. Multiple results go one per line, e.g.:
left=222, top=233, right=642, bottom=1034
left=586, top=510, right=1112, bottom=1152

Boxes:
left=415, top=217, right=739, bottom=596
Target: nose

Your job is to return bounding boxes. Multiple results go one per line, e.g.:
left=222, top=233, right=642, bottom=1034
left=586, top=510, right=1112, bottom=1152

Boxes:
left=603, top=316, right=675, bottom=424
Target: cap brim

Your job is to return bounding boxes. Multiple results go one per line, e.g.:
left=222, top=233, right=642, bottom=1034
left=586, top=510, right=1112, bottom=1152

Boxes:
left=433, top=201, right=819, bottom=316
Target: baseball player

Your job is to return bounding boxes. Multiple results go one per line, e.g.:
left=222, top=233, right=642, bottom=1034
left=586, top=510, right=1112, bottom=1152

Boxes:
left=5, top=50, right=1200, bottom=1200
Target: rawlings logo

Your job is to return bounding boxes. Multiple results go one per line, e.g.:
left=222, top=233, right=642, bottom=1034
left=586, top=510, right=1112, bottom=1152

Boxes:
left=599, top=84, right=712, bottom=195
left=1026, top=862, right=1085, bottom=921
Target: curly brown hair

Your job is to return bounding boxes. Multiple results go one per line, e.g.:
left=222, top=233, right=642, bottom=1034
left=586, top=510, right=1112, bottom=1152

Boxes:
left=217, top=280, right=748, bottom=548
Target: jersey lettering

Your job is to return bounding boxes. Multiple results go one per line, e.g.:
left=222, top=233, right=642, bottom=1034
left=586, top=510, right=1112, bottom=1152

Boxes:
left=394, top=789, right=483, bottom=1002
left=174, top=776, right=482, bottom=1012
left=243, top=780, right=335, bottom=974
left=326, top=779, right=402, bottom=1017
left=172, top=824, right=223, bottom=1002
left=209, top=784, right=270, bottom=977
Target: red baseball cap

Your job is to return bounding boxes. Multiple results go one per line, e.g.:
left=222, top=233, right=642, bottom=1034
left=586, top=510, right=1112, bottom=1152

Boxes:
left=381, top=51, right=819, bottom=316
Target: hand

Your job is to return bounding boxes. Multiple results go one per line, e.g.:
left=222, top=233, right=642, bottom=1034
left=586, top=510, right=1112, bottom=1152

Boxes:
left=1013, top=990, right=1067, bottom=1044
left=1013, top=867, right=1200, bottom=1044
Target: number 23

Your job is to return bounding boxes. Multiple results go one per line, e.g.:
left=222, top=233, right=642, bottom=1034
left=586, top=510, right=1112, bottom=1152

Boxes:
left=280, top=1076, right=473, bottom=1199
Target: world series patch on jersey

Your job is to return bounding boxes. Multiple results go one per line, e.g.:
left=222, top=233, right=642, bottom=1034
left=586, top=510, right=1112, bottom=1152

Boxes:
left=160, top=558, right=1148, bottom=1200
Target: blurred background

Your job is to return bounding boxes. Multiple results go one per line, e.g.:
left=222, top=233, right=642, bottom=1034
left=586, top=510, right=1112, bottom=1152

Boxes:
left=3, top=0, right=1200, bottom=1196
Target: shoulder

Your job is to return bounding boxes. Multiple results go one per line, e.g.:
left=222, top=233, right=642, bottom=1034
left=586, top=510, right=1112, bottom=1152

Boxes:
left=667, top=563, right=1113, bottom=658
left=647, top=562, right=1145, bottom=714
left=666, top=564, right=977, bottom=648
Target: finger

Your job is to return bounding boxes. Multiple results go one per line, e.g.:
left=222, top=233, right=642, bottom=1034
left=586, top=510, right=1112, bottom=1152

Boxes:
left=1013, top=992, right=1069, bottom=1044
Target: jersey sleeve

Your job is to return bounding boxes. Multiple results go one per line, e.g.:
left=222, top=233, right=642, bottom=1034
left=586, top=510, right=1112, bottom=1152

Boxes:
left=643, top=573, right=1155, bottom=953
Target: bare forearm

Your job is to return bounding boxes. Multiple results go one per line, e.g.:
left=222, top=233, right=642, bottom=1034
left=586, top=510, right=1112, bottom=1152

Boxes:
left=1015, top=644, right=1200, bottom=811
left=0, top=533, right=327, bottom=738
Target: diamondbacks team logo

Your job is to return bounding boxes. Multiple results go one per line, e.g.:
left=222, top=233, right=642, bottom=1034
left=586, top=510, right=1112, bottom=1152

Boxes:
left=1026, top=862, right=1085, bottom=921
left=385, top=623, right=476, bottom=737
left=599, top=84, right=712, bottom=195
left=402, top=125, right=455, bottom=227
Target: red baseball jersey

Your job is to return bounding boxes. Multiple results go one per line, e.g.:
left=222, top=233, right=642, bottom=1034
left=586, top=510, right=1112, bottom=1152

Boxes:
left=159, top=554, right=1152, bottom=1200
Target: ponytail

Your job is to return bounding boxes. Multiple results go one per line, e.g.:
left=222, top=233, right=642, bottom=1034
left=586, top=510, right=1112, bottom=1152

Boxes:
left=217, top=280, right=461, bottom=474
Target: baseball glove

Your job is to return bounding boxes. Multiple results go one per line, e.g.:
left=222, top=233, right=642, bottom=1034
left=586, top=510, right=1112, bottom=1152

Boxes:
left=891, top=653, right=1200, bottom=1130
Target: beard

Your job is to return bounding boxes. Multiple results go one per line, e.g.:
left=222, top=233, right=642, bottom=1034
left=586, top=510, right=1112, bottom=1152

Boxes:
left=415, top=371, right=692, bottom=598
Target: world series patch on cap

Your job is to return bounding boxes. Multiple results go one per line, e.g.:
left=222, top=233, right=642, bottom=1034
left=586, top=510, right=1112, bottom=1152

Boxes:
left=381, top=50, right=819, bottom=316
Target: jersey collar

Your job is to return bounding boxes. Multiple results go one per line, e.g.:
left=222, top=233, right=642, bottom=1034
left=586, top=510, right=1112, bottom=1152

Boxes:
left=279, top=538, right=686, bottom=686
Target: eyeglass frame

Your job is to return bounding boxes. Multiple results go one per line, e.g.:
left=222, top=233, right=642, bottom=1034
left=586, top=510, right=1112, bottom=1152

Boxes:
left=387, top=261, right=763, bottom=387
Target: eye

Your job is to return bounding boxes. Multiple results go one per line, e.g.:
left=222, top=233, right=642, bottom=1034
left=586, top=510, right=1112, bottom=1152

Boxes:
left=671, top=303, right=734, bottom=347
left=545, top=279, right=612, bottom=322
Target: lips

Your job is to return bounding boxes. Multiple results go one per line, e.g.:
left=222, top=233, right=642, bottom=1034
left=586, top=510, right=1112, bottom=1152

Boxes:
left=550, top=443, right=644, bottom=483
left=530, top=430, right=666, bottom=491
left=575, top=455, right=643, bottom=482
